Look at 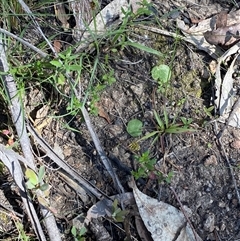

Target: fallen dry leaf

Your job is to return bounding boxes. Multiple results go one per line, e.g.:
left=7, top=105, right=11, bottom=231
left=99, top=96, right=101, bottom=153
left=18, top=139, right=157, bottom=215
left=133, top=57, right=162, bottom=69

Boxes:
left=95, top=102, right=111, bottom=124
left=76, top=0, right=152, bottom=52
left=204, top=23, right=240, bottom=47
left=209, top=60, right=217, bottom=74
left=129, top=178, right=202, bottom=241
left=34, top=105, right=49, bottom=127
left=232, top=129, right=240, bottom=140
left=135, top=216, right=153, bottom=241
left=177, top=10, right=240, bottom=58
left=204, top=11, right=240, bottom=47
left=216, top=11, right=228, bottom=29
left=215, top=49, right=239, bottom=116
left=53, top=40, right=62, bottom=53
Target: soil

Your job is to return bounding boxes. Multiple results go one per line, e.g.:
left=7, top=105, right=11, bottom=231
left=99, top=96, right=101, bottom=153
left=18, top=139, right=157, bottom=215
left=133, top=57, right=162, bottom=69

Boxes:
left=1, top=0, right=240, bottom=240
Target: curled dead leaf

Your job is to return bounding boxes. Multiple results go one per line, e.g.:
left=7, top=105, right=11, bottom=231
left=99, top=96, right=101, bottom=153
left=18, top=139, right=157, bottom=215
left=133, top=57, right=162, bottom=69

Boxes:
left=53, top=40, right=62, bottom=53
left=209, top=60, right=217, bottom=75
left=216, top=11, right=228, bottom=29
left=204, top=23, right=240, bottom=47
left=204, top=11, right=240, bottom=47
left=95, top=102, right=111, bottom=124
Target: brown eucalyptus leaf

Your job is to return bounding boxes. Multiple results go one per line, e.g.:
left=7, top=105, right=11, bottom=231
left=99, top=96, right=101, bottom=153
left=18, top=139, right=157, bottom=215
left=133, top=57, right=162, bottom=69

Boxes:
left=204, top=23, right=240, bottom=47
left=95, top=102, right=111, bottom=124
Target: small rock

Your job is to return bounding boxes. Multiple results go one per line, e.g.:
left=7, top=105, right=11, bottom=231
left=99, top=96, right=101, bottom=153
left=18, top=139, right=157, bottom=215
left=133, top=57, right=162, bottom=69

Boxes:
left=220, top=222, right=226, bottom=231
left=182, top=205, right=192, bottom=217
left=204, top=155, right=218, bottom=166
left=231, top=198, right=238, bottom=207
left=227, top=193, right=232, bottom=200
left=218, top=201, right=226, bottom=208
left=130, top=83, right=144, bottom=96
left=144, top=110, right=153, bottom=119
left=109, top=124, right=123, bottom=136
left=232, top=129, right=240, bottom=140
left=203, top=213, right=215, bottom=232
left=231, top=139, right=240, bottom=149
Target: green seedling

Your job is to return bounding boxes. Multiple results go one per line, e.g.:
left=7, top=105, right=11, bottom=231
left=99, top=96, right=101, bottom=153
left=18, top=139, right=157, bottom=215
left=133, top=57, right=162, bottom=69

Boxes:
left=132, top=151, right=174, bottom=183
left=25, top=166, right=49, bottom=192
left=159, top=171, right=174, bottom=184
left=180, top=117, right=193, bottom=126
left=207, top=142, right=212, bottom=149
left=203, top=106, right=214, bottom=118
left=151, top=64, right=171, bottom=92
left=132, top=150, right=156, bottom=179
left=127, top=110, right=196, bottom=147
left=127, top=119, right=143, bottom=137
left=139, top=110, right=196, bottom=146
left=71, top=226, right=87, bottom=241
left=15, top=220, right=30, bottom=241
left=111, top=199, right=129, bottom=222
left=134, top=0, right=154, bottom=16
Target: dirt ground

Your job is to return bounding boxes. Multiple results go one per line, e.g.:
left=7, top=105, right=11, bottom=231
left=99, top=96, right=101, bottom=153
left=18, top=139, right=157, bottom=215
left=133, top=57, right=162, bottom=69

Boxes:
left=1, top=0, right=240, bottom=240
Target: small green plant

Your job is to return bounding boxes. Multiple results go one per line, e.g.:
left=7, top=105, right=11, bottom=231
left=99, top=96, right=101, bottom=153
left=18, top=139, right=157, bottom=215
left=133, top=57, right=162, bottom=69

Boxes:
left=180, top=117, right=193, bottom=126
left=151, top=64, right=171, bottom=92
left=131, top=150, right=156, bottom=179
left=132, top=151, right=174, bottom=183
left=111, top=199, right=128, bottom=222
left=127, top=110, right=195, bottom=147
left=127, top=119, right=143, bottom=137
left=140, top=110, right=195, bottom=145
left=207, top=142, right=212, bottom=148
left=15, top=220, right=31, bottom=241
left=71, top=226, right=87, bottom=241
left=25, top=166, right=49, bottom=192
left=203, top=106, right=214, bottom=118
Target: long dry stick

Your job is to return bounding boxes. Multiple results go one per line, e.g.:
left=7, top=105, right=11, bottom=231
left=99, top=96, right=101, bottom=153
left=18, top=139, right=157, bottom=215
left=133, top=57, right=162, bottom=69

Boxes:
left=27, top=120, right=105, bottom=200
left=16, top=0, right=69, bottom=239
left=0, top=35, right=47, bottom=241
left=1, top=0, right=62, bottom=239
left=0, top=28, right=47, bottom=57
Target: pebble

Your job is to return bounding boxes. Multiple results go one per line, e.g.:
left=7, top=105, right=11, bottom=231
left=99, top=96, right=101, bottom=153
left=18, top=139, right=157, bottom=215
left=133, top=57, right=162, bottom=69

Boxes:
left=130, top=83, right=144, bottom=96
left=231, top=139, right=240, bottom=149
left=227, top=193, right=232, bottom=200
left=218, top=201, right=225, bottom=208
left=203, top=213, right=215, bottom=232
left=204, top=155, right=218, bottom=166
left=232, top=129, right=240, bottom=140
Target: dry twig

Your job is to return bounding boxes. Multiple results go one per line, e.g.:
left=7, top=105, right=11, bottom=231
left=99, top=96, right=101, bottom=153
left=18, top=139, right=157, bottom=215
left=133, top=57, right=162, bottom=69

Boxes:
left=0, top=34, right=48, bottom=241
